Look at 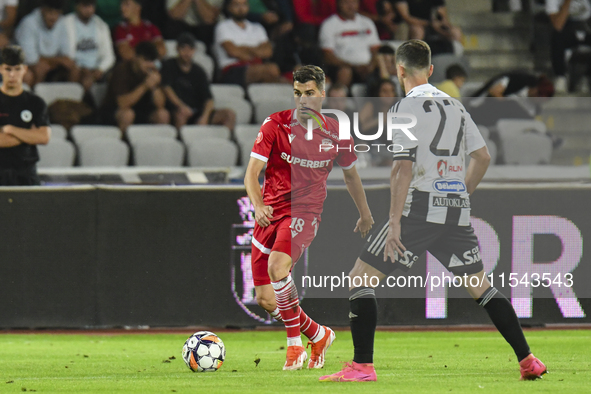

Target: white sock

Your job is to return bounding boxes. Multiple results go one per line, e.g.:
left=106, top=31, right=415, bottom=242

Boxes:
left=287, top=336, right=302, bottom=347
left=270, top=307, right=283, bottom=322
left=311, top=325, right=326, bottom=343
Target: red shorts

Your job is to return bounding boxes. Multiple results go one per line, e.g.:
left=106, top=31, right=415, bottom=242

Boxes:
left=251, top=214, right=320, bottom=286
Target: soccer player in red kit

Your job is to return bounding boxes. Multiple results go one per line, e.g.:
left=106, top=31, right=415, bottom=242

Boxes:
left=244, top=65, right=374, bottom=370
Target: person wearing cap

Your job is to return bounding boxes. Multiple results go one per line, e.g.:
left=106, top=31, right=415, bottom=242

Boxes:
left=161, top=32, right=236, bottom=131
left=63, top=0, right=115, bottom=92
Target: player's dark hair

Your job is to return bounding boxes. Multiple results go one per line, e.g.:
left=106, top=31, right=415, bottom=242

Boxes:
left=395, top=39, right=431, bottom=75
left=445, top=64, right=467, bottom=80
left=41, top=0, right=65, bottom=10
left=135, top=41, right=159, bottom=61
left=293, top=65, right=325, bottom=92
left=0, top=45, right=26, bottom=66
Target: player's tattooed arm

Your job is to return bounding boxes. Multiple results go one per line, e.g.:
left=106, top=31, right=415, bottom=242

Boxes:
left=465, top=145, right=491, bottom=195
left=244, top=157, right=273, bottom=227
left=384, top=159, right=412, bottom=263
left=342, top=166, right=373, bottom=238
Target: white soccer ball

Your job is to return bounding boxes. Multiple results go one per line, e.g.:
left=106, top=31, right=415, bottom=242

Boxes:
left=182, top=331, right=226, bottom=372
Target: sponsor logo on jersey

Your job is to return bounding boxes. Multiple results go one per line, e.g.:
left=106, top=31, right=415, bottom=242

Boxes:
left=433, top=180, right=466, bottom=193
left=262, top=117, right=272, bottom=125
left=432, top=196, right=470, bottom=208
left=449, top=246, right=481, bottom=267
left=437, top=160, right=447, bottom=177
left=288, top=134, right=296, bottom=143
left=394, top=250, right=419, bottom=268
left=320, top=138, right=333, bottom=152
left=280, top=152, right=331, bottom=168
left=255, top=131, right=264, bottom=144
left=20, top=110, right=33, bottom=123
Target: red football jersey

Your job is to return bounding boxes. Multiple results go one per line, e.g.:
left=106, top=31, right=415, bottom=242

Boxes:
left=251, top=109, right=357, bottom=220
left=114, top=20, right=162, bottom=48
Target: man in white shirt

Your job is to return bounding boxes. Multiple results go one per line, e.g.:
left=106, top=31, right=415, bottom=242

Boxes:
left=319, top=0, right=381, bottom=88
left=63, top=0, right=115, bottom=92
left=546, top=0, right=591, bottom=92
left=0, top=0, right=17, bottom=49
left=213, top=0, right=281, bottom=86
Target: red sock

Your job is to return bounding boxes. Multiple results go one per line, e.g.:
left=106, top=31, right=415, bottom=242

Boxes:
left=272, top=275, right=301, bottom=343
left=300, top=309, right=321, bottom=340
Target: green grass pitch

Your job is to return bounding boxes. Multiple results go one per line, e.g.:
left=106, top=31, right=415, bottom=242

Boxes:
left=0, top=329, right=589, bottom=393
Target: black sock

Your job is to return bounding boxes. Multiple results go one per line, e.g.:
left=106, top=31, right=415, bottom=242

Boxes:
left=349, top=287, right=377, bottom=364
left=477, top=287, right=531, bottom=361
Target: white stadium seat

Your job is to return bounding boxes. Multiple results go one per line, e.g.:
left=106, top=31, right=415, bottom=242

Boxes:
left=214, top=96, right=252, bottom=125
left=49, top=124, right=68, bottom=139
left=194, top=52, right=215, bottom=81
left=502, top=132, right=552, bottom=165
left=35, top=82, right=84, bottom=105
left=133, top=137, right=185, bottom=167
left=37, top=139, right=76, bottom=168
left=78, top=138, right=129, bottom=167
left=496, top=119, right=546, bottom=141
left=126, top=124, right=178, bottom=145
left=248, top=83, right=294, bottom=104
left=71, top=125, right=121, bottom=144
left=180, top=125, right=231, bottom=142
left=187, top=139, right=238, bottom=167
left=235, top=125, right=260, bottom=166
left=211, top=84, right=245, bottom=100
left=90, top=82, right=108, bottom=107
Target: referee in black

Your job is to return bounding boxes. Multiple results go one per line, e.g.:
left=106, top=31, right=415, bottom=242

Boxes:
left=0, top=45, right=50, bottom=186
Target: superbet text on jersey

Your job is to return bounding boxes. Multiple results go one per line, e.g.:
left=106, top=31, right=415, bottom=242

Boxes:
left=250, top=109, right=357, bottom=220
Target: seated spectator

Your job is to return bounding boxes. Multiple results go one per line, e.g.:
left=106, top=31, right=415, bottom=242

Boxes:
left=96, top=0, right=122, bottom=29
left=365, top=44, right=398, bottom=93
left=114, top=0, right=166, bottom=61
left=359, top=78, right=397, bottom=166
left=63, top=0, right=115, bottom=92
left=102, top=41, right=170, bottom=133
left=319, top=0, right=381, bottom=87
left=15, top=0, right=77, bottom=86
left=546, top=0, right=591, bottom=93
left=0, top=0, right=18, bottom=49
left=214, top=0, right=282, bottom=86
left=360, top=0, right=400, bottom=40
left=166, top=0, right=223, bottom=47
left=395, top=0, right=461, bottom=55
left=436, top=64, right=466, bottom=98
left=162, top=33, right=236, bottom=130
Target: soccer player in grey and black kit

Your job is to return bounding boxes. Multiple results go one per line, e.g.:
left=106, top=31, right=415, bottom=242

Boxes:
left=320, top=40, right=547, bottom=382
left=0, top=45, right=50, bottom=185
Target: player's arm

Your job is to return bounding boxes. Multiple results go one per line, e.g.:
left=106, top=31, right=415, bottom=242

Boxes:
left=384, top=159, right=413, bottom=262
left=244, top=157, right=273, bottom=227
left=2, top=125, right=50, bottom=145
left=342, top=165, right=374, bottom=238
left=465, top=145, right=490, bottom=195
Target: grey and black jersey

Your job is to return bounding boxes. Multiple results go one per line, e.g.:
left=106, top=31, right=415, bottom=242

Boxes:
left=390, top=84, right=486, bottom=226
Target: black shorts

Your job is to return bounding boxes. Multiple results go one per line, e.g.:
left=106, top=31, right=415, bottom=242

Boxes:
left=360, top=216, right=484, bottom=276
left=0, top=165, right=40, bottom=186
left=220, top=65, right=247, bottom=86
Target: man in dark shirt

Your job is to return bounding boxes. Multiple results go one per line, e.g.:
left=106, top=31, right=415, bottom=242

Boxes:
left=102, top=41, right=170, bottom=133
left=161, top=32, right=235, bottom=131
left=0, top=45, right=51, bottom=186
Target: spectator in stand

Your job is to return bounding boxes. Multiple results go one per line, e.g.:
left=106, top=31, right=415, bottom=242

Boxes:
left=472, top=72, right=555, bottom=99
left=546, top=0, right=591, bottom=93
left=63, top=0, right=115, bottom=92
left=214, top=0, right=282, bottom=86
left=96, top=0, right=121, bottom=29
left=114, top=0, right=166, bottom=61
left=162, top=33, right=236, bottom=130
left=394, top=0, right=461, bottom=55
left=436, top=64, right=466, bottom=98
left=166, top=0, right=223, bottom=47
left=359, top=0, right=400, bottom=40
left=365, top=44, right=398, bottom=93
left=0, top=0, right=18, bottom=49
left=15, top=0, right=77, bottom=86
left=319, top=0, right=381, bottom=88
left=102, top=41, right=170, bottom=133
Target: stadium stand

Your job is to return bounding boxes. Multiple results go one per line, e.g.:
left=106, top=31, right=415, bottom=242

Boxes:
left=78, top=138, right=130, bottom=167
left=133, top=137, right=186, bottom=167
left=49, top=124, right=68, bottom=140
left=126, top=124, right=178, bottom=145
left=71, top=125, right=122, bottom=145
left=34, top=82, right=84, bottom=106
left=235, top=125, right=260, bottom=166
left=187, top=139, right=239, bottom=167
left=180, top=125, right=232, bottom=142
left=37, top=139, right=76, bottom=168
